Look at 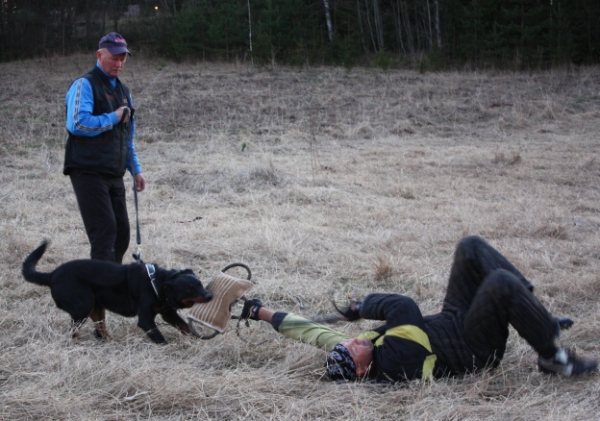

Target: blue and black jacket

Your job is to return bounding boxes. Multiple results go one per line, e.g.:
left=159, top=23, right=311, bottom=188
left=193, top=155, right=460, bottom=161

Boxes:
left=64, top=64, right=141, bottom=177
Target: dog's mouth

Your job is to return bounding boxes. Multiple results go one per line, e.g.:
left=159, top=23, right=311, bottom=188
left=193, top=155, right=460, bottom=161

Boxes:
left=181, top=294, right=213, bottom=308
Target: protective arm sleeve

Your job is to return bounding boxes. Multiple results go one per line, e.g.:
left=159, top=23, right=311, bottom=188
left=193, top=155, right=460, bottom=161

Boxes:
left=359, top=293, right=423, bottom=327
left=273, top=312, right=351, bottom=351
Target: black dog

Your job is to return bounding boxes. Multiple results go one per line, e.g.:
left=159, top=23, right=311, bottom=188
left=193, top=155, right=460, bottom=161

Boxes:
left=22, top=240, right=212, bottom=344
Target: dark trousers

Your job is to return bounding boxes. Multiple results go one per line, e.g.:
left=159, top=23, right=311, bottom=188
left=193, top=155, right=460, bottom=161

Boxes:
left=426, top=236, right=559, bottom=375
left=70, top=171, right=130, bottom=263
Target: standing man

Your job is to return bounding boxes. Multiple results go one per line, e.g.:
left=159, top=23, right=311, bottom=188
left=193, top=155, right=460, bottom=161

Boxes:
left=64, top=32, right=146, bottom=263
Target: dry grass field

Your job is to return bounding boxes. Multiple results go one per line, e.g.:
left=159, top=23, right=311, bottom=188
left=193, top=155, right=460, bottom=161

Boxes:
left=1, top=55, right=600, bottom=420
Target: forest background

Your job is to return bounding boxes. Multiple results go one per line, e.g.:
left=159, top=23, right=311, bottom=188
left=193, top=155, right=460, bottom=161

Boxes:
left=2, top=0, right=600, bottom=69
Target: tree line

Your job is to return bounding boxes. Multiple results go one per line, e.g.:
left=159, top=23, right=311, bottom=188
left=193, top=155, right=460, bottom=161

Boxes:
left=2, top=0, right=599, bottom=69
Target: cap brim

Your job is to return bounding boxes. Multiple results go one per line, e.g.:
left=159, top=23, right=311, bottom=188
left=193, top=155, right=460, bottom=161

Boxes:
left=107, top=46, right=132, bottom=56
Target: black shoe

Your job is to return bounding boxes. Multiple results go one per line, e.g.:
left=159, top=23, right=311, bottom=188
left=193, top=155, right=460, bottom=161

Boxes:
left=555, top=317, right=574, bottom=330
left=538, top=349, right=598, bottom=376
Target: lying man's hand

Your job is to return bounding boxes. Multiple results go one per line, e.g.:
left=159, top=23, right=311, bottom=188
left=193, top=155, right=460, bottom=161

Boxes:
left=333, top=300, right=362, bottom=321
left=241, top=298, right=263, bottom=321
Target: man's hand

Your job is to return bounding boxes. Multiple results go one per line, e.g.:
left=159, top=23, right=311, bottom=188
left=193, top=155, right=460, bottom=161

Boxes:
left=333, top=300, right=362, bottom=322
left=115, top=106, right=131, bottom=124
left=134, top=173, right=146, bottom=192
left=241, top=299, right=263, bottom=321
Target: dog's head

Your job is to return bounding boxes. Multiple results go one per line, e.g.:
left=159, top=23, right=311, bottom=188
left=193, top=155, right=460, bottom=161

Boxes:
left=162, top=269, right=213, bottom=309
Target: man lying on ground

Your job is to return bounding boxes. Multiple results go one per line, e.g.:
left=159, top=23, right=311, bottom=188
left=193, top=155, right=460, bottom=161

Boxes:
left=241, top=236, right=598, bottom=382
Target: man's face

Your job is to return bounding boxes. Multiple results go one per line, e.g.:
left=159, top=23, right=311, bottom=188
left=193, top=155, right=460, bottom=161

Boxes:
left=339, top=337, right=373, bottom=376
left=96, top=49, right=127, bottom=77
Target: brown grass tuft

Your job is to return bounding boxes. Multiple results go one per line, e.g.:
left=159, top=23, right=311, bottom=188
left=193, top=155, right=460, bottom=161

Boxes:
left=373, top=254, right=394, bottom=284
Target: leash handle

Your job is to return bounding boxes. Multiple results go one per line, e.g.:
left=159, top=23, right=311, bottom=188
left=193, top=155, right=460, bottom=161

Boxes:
left=119, top=106, right=130, bottom=125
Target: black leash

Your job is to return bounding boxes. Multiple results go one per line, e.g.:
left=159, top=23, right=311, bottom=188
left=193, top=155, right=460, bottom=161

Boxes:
left=133, top=172, right=141, bottom=247
left=125, top=106, right=142, bottom=262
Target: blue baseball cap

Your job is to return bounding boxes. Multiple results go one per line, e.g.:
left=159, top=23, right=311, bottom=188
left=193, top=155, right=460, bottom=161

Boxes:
left=98, top=32, right=131, bottom=56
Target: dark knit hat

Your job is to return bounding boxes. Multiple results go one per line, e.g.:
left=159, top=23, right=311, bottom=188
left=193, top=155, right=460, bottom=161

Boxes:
left=325, top=344, right=357, bottom=381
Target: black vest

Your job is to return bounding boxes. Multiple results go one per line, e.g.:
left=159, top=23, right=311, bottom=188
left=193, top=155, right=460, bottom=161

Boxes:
left=63, top=66, right=131, bottom=177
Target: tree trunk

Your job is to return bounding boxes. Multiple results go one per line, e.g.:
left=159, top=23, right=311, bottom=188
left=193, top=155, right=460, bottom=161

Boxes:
left=323, top=0, right=334, bottom=43
left=356, top=0, right=368, bottom=53
left=394, top=0, right=406, bottom=54
left=1, top=0, right=7, bottom=60
left=373, top=0, right=383, bottom=50
left=400, top=0, right=414, bottom=53
left=364, top=0, right=377, bottom=51
left=426, top=0, right=433, bottom=47
left=61, top=0, right=67, bottom=55
left=434, top=0, right=441, bottom=48
left=85, top=0, right=93, bottom=47
left=248, top=0, right=254, bottom=64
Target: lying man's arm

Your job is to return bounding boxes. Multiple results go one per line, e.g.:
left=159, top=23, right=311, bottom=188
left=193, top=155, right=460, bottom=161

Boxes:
left=252, top=305, right=350, bottom=351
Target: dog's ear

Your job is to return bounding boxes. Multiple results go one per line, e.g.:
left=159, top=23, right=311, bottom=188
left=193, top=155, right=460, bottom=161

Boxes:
left=165, top=269, right=192, bottom=282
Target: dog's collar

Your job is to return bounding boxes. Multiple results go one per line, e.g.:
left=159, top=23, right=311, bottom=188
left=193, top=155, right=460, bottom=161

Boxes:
left=145, top=263, right=160, bottom=298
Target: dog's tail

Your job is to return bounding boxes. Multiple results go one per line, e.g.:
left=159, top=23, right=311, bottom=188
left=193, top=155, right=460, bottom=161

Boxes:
left=22, top=240, right=53, bottom=287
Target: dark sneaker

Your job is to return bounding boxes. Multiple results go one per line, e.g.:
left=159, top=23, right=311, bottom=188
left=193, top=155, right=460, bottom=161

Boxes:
left=555, top=317, right=574, bottom=330
left=538, top=349, right=598, bottom=376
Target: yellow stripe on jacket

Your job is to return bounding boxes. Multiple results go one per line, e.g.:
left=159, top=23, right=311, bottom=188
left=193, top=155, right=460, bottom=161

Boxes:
left=358, top=325, right=436, bottom=379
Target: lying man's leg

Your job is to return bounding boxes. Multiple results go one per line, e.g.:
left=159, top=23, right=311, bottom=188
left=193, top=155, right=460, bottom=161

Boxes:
left=442, top=236, right=534, bottom=313
left=463, top=269, right=596, bottom=376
